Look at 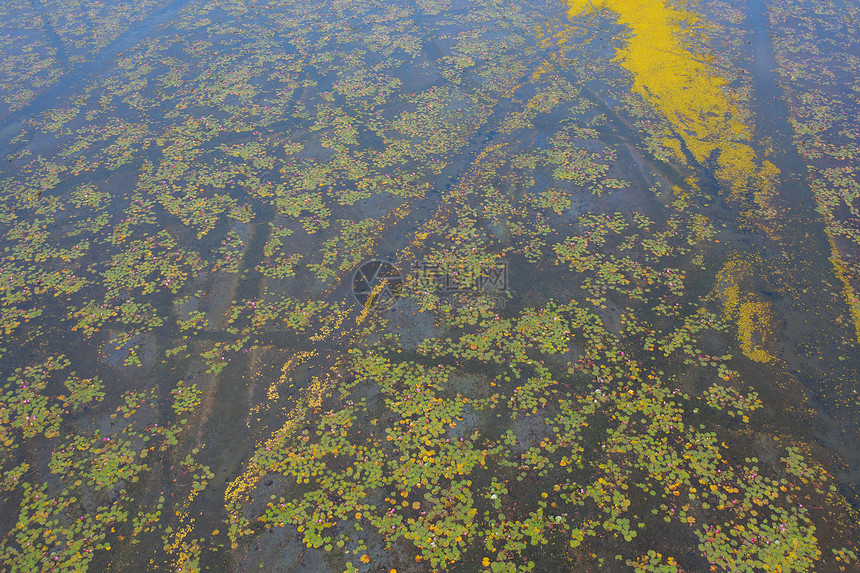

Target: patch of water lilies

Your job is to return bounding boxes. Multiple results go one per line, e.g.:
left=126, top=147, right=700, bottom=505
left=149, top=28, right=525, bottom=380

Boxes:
left=233, top=292, right=841, bottom=571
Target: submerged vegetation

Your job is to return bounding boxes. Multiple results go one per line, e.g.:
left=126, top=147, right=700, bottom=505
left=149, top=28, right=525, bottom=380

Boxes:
left=0, top=0, right=859, bottom=571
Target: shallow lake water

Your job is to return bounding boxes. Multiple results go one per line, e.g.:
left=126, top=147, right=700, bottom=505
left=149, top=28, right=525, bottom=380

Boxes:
left=1, top=0, right=859, bottom=571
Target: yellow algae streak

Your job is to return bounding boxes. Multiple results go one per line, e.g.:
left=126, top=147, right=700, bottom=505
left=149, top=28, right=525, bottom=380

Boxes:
left=737, top=301, right=776, bottom=363
left=715, top=258, right=776, bottom=363
left=225, top=362, right=329, bottom=548
left=267, top=350, right=317, bottom=402
left=565, top=0, right=776, bottom=204
left=828, top=235, right=860, bottom=344
left=564, top=0, right=860, bottom=344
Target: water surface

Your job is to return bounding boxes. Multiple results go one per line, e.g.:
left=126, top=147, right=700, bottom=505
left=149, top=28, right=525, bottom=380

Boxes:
left=1, top=0, right=859, bottom=571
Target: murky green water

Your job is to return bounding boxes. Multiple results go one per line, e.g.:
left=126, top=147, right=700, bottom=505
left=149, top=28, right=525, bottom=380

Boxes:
left=1, top=0, right=859, bottom=571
